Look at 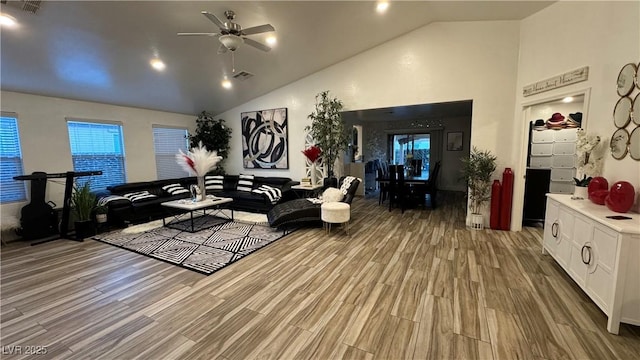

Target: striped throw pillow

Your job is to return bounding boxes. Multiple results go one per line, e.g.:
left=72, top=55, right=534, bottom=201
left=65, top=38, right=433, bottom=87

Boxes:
left=162, top=183, right=189, bottom=196
left=237, top=174, right=254, bottom=192
left=205, top=175, right=224, bottom=190
left=123, top=191, right=157, bottom=203
left=252, top=185, right=282, bottom=204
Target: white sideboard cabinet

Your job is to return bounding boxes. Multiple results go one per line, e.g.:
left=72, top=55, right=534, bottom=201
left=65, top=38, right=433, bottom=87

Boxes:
left=543, top=194, right=640, bottom=334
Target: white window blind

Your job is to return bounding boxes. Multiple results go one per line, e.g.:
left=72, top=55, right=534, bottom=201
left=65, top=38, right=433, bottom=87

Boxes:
left=153, top=126, right=190, bottom=179
left=0, top=116, right=27, bottom=203
left=67, top=121, right=126, bottom=191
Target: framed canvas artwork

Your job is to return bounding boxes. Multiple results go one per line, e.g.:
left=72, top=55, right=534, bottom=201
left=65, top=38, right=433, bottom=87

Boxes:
left=241, top=108, right=289, bottom=169
left=447, top=131, right=463, bottom=151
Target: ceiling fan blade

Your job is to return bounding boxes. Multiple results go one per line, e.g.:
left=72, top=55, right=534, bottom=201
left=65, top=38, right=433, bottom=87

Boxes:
left=241, top=24, right=275, bottom=35
left=201, top=11, right=226, bottom=30
left=177, top=32, right=219, bottom=37
left=243, top=37, right=271, bottom=52
left=217, top=44, right=228, bottom=54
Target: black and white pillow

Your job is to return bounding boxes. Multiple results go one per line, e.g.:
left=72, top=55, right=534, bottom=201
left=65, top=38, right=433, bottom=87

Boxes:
left=205, top=175, right=224, bottom=190
left=162, top=183, right=189, bottom=196
left=123, top=191, right=158, bottom=203
left=237, top=174, right=254, bottom=192
left=252, top=185, right=282, bottom=204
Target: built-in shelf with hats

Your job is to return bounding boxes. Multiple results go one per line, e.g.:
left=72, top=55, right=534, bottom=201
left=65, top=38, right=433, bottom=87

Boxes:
left=523, top=93, right=586, bottom=226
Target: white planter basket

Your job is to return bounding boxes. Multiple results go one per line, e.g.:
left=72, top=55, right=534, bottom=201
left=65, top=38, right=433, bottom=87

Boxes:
left=470, top=213, right=484, bottom=230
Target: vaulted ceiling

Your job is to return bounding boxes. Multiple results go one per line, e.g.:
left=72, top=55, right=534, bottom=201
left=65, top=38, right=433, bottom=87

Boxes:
left=0, top=1, right=553, bottom=115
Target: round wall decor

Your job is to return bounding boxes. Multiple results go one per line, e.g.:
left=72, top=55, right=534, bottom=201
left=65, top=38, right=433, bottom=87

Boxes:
left=617, top=63, right=637, bottom=96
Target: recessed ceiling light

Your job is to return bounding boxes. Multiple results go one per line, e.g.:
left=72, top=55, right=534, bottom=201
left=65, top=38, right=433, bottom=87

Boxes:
left=150, top=58, right=165, bottom=71
left=562, top=96, right=574, bottom=103
left=266, top=35, right=277, bottom=46
left=0, top=13, right=17, bottom=28
left=376, top=1, right=389, bottom=13
left=221, top=77, right=232, bottom=89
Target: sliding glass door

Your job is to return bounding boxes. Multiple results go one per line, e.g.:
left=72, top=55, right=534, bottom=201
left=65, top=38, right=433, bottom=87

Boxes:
left=391, top=133, right=431, bottom=174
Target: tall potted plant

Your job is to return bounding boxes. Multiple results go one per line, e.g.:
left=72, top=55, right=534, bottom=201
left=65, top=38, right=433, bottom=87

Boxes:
left=71, top=182, right=97, bottom=240
left=460, top=147, right=497, bottom=229
left=306, top=90, right=349, bottom=187
left=189, top=111, right=232, bottom=175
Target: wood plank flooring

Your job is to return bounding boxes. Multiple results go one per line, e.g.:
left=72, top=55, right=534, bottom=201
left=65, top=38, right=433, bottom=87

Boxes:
left=1, top=193, right=639, bottom=359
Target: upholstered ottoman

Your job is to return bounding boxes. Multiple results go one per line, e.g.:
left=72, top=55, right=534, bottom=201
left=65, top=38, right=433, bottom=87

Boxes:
left=321, top=202, right=351, bottom=235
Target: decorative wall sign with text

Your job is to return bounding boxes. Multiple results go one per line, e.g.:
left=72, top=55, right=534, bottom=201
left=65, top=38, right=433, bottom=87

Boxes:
left=241, top=108, right=289, bottom=169
left=523, top=66, right=589, bottom=97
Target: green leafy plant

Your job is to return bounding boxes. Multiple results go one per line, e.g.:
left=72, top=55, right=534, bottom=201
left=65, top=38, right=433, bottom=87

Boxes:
left=305, top=90, right=348, bottom=177
left=460, top=147, right=497, bottom=214
left=573, top=174, right=592, bottom=187
left=189, top=111, right=232, bottom=175
left=71, top=182, right=97, bottom=222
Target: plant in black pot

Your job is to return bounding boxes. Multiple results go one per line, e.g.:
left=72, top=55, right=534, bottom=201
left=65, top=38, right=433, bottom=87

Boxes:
left=71, top=182, right=97, bottom=240
left=306, top=90, right=349, bottom=188
left=460, top=147, right=497, bottom=230
left=189, top=111, right=232, bottom=175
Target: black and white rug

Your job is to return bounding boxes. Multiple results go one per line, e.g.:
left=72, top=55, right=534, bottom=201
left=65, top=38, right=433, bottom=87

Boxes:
left=93, top=215, right=294, bottom=275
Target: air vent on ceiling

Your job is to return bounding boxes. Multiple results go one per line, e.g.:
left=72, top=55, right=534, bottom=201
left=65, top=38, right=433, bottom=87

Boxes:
left=1, top=0, right=42, bottom=14
left=232, top=71, right=254, bottom=81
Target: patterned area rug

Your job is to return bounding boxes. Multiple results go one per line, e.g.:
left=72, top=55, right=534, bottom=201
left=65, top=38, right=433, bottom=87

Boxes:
left=93, top=215, right=294, bottom=275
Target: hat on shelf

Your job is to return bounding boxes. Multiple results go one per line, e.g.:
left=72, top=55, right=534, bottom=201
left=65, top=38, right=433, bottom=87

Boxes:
left=548, top=112, right=565, bottom=122
left=533, top=119, right=546, bottom=130
left=568, top=112, right=583, bottom=124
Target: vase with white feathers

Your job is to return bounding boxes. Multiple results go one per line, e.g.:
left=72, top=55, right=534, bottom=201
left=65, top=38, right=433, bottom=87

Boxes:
left=176, top=141, right=223, bottom=201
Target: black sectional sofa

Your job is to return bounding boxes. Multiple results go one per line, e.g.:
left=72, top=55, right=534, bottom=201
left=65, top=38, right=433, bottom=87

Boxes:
left=96, top=175, right=297, bottom=226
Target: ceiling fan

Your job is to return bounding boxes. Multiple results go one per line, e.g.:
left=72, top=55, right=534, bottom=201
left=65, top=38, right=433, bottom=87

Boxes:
left=178, top=10, right=275, bottom=54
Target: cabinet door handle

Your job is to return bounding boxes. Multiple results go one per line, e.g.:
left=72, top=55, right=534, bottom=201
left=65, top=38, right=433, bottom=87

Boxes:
left=551, top=221, right=559, bottom=238
left=581, top=245, right=592, bottom=265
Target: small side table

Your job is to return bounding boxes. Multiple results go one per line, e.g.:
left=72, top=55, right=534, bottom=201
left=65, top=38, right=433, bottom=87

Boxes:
left=321, top=202, right=351, bottom=235
left=291, top=184, right=323, bottom=199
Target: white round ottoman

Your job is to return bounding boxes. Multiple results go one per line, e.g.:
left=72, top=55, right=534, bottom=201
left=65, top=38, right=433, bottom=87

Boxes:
left=321, top=202, right=351, bottom=235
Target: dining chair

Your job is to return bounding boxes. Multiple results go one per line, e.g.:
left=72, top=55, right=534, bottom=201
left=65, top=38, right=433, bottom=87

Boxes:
left=388, top=165, right=409, bottom=213
left=411, top=161, right=441, bottom=209
left=377, top=167, right=389, bottom=205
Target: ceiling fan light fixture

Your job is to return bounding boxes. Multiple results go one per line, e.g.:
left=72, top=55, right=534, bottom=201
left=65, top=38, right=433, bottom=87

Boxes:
left=219, top=34, right=244, bottom=51
left=266, top=35, right=277, bottom=46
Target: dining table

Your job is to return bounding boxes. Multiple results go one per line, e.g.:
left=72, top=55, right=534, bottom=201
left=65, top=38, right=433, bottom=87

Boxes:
left=375, top=173, right=430, bottom=185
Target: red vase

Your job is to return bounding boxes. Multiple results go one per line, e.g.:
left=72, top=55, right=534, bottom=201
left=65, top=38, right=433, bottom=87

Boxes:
left=588, top=177, right=608, bottom=197
left=590, top=190, right=609, bottom=205
left=500, top=168, right=514, bottom=231
left=604, top=181, right=636, bottom=213
left=490, top=180, right=501, bottom=230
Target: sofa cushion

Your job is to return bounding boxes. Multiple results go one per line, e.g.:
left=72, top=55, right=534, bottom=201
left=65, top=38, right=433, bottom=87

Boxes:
left=255, top=177, right=293, bottom=188
left=252, top=185, right=282, bottom=204
left=162, top=183, right=189, bottom=196
left=205, top=175, right=224, bottom=190
left=123, top=191, right=158, bottom=203
left=237, top=174, right=254, bottom=192
left=219, top=190, right=264, bottom=202
left=223, top=175, right=239, bottom=191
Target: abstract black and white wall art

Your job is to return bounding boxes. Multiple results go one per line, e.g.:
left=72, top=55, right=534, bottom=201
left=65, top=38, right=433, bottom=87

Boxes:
left=241, top=108, right=289, bottom=169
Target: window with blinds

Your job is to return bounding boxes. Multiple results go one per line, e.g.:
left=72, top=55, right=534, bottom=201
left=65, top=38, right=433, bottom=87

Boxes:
left=67, top=120, right=126, bottom=191
left=0, top=115, right=27, bottom=203
left=153, top=126, right=190, bottom=179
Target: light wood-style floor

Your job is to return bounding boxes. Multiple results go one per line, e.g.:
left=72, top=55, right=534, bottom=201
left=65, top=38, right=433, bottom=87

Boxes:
left=2, top=193, right=639, bottom=359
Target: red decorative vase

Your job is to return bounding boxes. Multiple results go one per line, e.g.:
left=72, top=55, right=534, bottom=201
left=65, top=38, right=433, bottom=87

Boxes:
left=490, top=180, right=501, bottom=230
left=500, top=168, right=514, bottom=231
left=588, top=177, right=608, bottom=197
left=590, top=190, right=609, bottom=205
left=605, top=181, right=635, bottom=213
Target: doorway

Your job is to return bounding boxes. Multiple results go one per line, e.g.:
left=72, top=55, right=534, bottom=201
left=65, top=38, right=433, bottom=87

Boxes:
left=391, top=133, right=431, bottom=174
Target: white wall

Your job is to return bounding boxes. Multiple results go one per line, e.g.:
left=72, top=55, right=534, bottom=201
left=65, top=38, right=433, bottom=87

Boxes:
left=511, top=1, right=640, bottom=229
left=214, top=21, right=521, bottom=197
left=0, top=91, right=195, bottom=221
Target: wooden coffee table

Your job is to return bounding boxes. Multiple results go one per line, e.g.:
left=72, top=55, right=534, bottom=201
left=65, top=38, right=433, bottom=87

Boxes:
left=161, top=196, right=234, bottom=232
